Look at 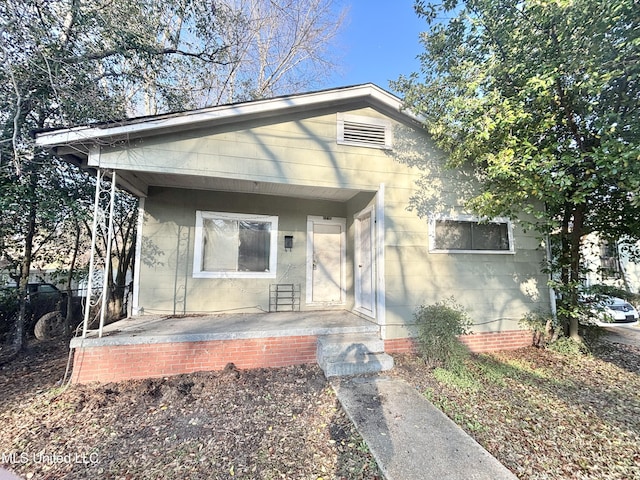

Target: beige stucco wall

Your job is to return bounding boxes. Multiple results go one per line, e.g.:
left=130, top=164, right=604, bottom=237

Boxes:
left=120, top=106, right=550, bottom=337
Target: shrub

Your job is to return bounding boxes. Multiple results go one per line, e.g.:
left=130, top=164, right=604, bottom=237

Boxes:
left=0, top=288, right=20, bottom=345
left=520, top=308, right=603, bottom=354
left=414, top=297, right=472, bottom=367
left=547, top=336, right=590, bottom=356
left=519, top=310, right=558, bottom=347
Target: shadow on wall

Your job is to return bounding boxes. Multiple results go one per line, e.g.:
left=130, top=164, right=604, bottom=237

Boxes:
left=141, top=235, right=166, bottom=269
left=246, top=114, right=352, bottom=188
left=137, top=186, right=354, bottom=316
left=390, top=123, right=480, bottom=218
left=127, top=108, right=377, bottom=317
left=381, top=124, right=550, bottom=332
left=138, top=203, right=191, bottom=315
left=382, top=235, right=548, bottom=336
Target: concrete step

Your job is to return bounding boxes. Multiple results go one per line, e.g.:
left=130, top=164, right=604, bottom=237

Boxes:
left=322, top=352, right=394, bottom=377
left=317, top=333, right=385, bottom=362
left=317, top=333, right=394, bottom=377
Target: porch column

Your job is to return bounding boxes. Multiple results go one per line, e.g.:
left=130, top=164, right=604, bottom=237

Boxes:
left=376, top=183, right=387, bottom=338
left=131, top=197, right=145, bottom=316
left=82, top=168, right=117, bottom=338
left=97, top=171, right=117, bottom=337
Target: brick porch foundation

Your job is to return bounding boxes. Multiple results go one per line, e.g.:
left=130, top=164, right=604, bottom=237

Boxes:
left=385, top=329, right=534, bottom=355
left=71, top=335, right=318, bottom=383
left=459, top=329, right=534, bottom=352
left=71, top=329, right=534, bottom=383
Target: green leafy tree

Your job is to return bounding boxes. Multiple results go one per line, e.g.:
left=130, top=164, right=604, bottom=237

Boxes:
left=0, top=0, right=345, bottom=351
left=393, top=0, right=640, bottom=340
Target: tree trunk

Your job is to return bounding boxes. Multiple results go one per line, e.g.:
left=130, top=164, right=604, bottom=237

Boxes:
left=64, top=220, right=81, bottom=336
left=559, top=207, right=572, bottom=336
left=14, top=167, right=39, bottom=352
left=567, top=205, right=586, bottom=341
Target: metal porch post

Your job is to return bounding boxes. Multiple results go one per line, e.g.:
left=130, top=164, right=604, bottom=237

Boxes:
left=98, top=171, right=117, bottom=338
left=82, top=169, right=103, bottom=338
left=81, top=169, right=117, bottom=338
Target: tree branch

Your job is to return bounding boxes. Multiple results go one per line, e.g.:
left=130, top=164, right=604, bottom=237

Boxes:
left=5, top=62, right=23, bottom=176
left=60, top=45, right=230, bottom=65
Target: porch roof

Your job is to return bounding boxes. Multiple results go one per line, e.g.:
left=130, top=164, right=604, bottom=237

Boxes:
left=70, top=310, right=379, bottom=349
left=35, top=84, right=404, bottom=200
left=127, top=175, right=366, bottom=202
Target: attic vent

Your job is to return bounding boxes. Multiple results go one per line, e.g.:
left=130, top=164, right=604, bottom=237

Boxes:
left=337, top=112, right=392, bottom=150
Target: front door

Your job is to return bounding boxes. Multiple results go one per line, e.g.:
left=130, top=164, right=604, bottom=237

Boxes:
left=307, top=216, right=346, bottom=305
left=355, top=207, right=375, bottom=317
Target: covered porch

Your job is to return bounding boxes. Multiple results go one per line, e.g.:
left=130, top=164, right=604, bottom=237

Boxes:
left=69, top=310, right=385, bottom=383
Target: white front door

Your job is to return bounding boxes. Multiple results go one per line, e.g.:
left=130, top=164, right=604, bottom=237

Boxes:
left=355, top=207, right=375, bottom=317
left=306, top=216, right=346, bottom=305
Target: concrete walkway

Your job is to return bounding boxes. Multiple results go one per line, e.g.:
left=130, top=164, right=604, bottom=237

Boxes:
left=601, top=323, right=640, bottom=347
left=332, top=375, right=517, bottom=480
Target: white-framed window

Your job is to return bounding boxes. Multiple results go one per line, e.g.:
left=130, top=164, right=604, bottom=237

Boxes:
left=193, top=211, right=278, bottom=278
left=337, top=112, right=393, bottom=150
left=429, top=216, right=515, bottom=254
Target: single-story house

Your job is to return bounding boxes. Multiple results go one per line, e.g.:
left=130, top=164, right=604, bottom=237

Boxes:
left=36, top=84, right=550, bottom=383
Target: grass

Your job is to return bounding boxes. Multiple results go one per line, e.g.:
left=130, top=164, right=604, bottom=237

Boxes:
left=392, top=341, right=640, bottom=479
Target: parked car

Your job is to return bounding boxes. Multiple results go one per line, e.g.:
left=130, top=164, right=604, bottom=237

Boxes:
left=590, top=296, right=639, bottom=325
left=25, top=282, right=69, bottom=318
left=0, top=283, right=82, bottom=341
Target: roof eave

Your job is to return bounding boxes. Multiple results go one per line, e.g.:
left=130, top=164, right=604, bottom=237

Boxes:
left=35, top=84, right=422, bottom=148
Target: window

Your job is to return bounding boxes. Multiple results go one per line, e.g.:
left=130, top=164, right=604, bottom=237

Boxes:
left=599, top=241, right=621, bottom=279
left=32, top=283, right=59, bottom=294
left=193, top=211, right=278, bottom=278
left=337, top=112, right=392, bottom=149
left=429, top=217, right=514, bottom=253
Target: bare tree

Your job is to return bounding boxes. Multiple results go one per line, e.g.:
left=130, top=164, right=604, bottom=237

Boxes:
left=203, top=0, right=346, bottom=105
left=0, top=0, right=346, bottom=351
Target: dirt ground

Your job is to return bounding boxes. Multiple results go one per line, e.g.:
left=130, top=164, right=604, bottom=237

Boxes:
left=0, top=340, right=381, bottom=480
left=1, top=335, right=639, bottom=479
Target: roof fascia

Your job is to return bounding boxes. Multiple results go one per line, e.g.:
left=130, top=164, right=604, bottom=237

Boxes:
left=35, top=84, right=422, bottom=147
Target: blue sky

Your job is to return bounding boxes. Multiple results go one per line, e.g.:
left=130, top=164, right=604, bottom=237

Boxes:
left=326, top=1, right=427, bottom=93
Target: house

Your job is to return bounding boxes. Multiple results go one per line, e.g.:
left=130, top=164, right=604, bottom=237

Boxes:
left=36, top=84, right=550, bottom=383
left=582, top=233, right=640, bottom=294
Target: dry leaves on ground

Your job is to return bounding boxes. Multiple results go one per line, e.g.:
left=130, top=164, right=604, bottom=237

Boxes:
left=391, top=341, right=640, bottom=480
left=2, top=337, right=639, bottom=479
left=0, top=340, right=381, bottom=480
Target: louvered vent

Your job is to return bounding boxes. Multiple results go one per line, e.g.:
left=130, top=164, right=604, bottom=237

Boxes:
left=337, top=112, right=392, bottom=149
left=343, top=120, right=387, bottom=147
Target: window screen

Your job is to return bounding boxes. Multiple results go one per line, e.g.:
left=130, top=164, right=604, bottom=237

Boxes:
left=202, top=219, right=271, bottom=272
left=434, top=220, right=510, bottom=251
left=194, top=211, right=278, bottom=278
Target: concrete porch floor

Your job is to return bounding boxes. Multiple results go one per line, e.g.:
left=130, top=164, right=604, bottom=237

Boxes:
left=70, top=310, right=380, bottom=348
